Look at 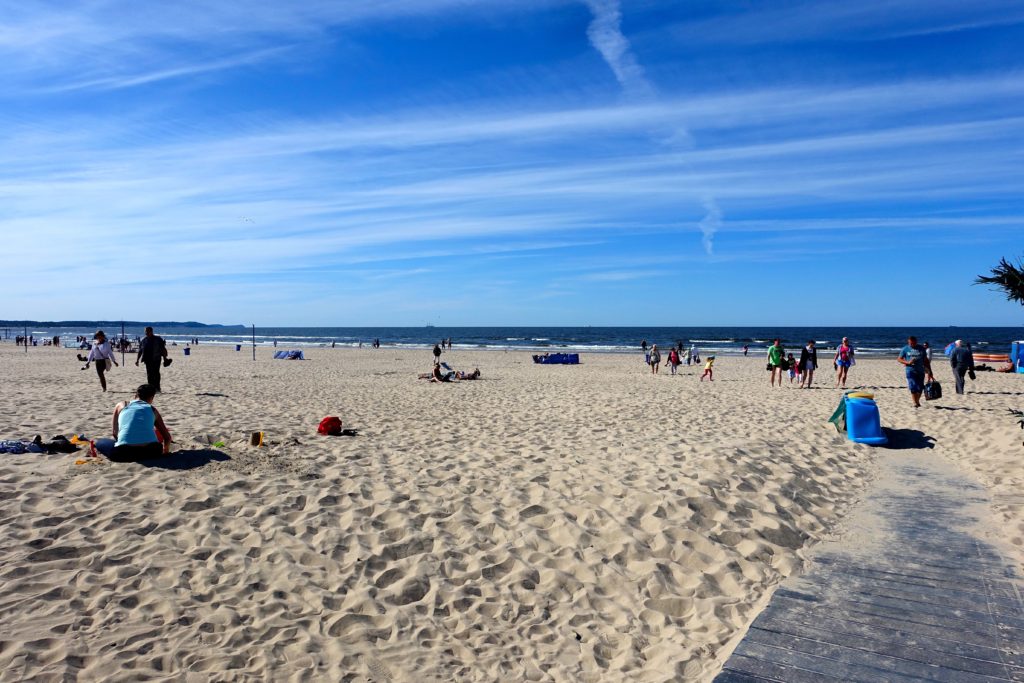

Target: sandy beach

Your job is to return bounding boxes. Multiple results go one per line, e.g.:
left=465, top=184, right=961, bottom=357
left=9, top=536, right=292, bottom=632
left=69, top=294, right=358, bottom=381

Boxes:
left=0, top=343, right=1021, bottom=681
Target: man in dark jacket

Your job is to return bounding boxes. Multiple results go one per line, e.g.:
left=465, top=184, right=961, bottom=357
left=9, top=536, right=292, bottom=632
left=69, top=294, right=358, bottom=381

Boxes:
left=950, top=340, right=975, bottom=395
left=136, top=327, right=168, bottom=392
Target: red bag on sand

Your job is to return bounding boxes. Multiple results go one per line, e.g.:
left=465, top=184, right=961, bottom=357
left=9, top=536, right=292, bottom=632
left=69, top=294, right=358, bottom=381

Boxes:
left=317, top=416, right=343, bottom=436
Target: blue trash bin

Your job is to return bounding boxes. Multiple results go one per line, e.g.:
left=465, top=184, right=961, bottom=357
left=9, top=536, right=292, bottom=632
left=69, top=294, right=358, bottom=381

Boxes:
left=183, top=347, right=190, bottom=356
left=235, top=344, right=242, bottom=351
left=845, top=397, right=887, bottom=445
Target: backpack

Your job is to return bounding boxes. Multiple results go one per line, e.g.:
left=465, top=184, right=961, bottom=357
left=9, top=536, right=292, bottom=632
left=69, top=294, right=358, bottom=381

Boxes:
left=924, top=381, right=942, bottom=401
left=317, top=416, right=343, bottom=435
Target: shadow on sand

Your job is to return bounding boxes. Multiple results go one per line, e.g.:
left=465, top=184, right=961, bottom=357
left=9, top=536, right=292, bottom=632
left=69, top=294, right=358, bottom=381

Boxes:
left=883, top=428, right=936, bottom=450
left=139, top=448, right=231, bottom=470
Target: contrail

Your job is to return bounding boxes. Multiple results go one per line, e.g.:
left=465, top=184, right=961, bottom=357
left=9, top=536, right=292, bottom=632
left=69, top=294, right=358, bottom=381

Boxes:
left=582, top=1, right=722, bottom=255
left=699, top=197, right=722, bottom=255
left=582, top=0, right=654, bottom=99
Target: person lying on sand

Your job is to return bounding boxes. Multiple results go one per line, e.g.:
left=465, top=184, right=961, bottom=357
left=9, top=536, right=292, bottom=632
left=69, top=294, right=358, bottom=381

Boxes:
left=417, top=365, right=480, bottom=381
left=110, top=383, right=172, bottom=461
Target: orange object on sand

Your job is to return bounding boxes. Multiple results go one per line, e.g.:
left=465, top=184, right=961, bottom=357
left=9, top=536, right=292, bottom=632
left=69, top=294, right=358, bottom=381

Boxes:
left=974, top=353, right=1010, bottom=363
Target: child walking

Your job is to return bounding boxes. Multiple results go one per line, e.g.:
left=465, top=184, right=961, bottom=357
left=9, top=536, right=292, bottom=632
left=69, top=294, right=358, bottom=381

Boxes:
left=700, top=355, right=715, bottom=381
left=667, top=347, right=680, bottom=375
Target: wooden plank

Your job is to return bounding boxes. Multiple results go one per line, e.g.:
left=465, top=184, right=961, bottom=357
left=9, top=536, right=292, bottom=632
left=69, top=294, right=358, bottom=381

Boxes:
left=774, top=582, right=1024, bottom=633
left=813, top=556, right=1021, bottom=596
left=791, top=572, right=1024, bottom=621
left=748, top=618, right=1023, bottom=681
left=789, top=571, right=1024, bottom=617
left=765, top=594, right=1012, bottom=650
left=755, top=598, right=1024, bottom=671
left=742, top=627, right=1012, bottom=683
left=714, top=669, right=781, bottom=683
left=733, top=641, right=937, bottom=683
left=720, top=654, right=827, bottom=683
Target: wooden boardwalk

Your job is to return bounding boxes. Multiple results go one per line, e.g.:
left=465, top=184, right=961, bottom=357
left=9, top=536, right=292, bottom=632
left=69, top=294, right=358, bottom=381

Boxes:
left=715, top=451, right=1024, bottom=682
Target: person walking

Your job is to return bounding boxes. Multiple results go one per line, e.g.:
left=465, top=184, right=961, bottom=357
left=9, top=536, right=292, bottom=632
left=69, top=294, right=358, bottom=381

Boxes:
left=136, top=327, right=168, bottom=392
left=433, top=343, right=442, bottom=364
left=798, top=340, right=818, bottom=389
left=897, top=336, right=934, bottom=407
left=700, top=355, right=715, bottom=381
left=649, top=344, right=661, bottom=375
left=742, top=345, right=749, bottom=356
left=85, top=330, right=119, bottom=392
left=950, top=339, right=975, bottom=395
left=767, top=339, right=785, bottom=387
left=667, top=347, right=680, bottom=375
left=834, top=337, right=854, bottom=388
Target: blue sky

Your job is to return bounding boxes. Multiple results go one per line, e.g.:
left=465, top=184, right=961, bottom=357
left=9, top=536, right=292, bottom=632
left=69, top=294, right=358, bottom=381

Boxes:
left=3, top=0, right=1023, bottom=326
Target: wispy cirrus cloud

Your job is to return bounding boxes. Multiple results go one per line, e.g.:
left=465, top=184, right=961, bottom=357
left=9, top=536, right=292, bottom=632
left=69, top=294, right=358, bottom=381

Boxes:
left=665, top=0, right=1024, bottom=45
left=2, top=79, right=1019, bottom=295
left=0, top=0, right=558, bottom=93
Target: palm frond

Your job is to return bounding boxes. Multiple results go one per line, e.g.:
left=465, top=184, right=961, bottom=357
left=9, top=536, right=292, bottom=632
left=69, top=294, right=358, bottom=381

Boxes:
left=974, top=257, right=1024, bottom=305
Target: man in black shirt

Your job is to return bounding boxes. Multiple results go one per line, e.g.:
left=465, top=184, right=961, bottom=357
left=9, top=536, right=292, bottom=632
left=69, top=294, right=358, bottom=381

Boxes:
left=136, top=327, right=168, bottom=392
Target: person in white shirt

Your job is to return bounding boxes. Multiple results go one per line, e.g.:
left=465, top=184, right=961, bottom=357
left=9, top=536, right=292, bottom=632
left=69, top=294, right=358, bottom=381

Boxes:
left=85, top=330, right=119, bottom=392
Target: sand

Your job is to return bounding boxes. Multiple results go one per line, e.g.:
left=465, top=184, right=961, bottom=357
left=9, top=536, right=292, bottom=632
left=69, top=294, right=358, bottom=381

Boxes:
left=0, top=343, right=1020, bottom=681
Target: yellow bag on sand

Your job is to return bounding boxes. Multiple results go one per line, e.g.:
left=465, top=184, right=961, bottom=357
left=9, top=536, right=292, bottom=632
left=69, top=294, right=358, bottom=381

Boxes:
left=847, top=391, right=874, bottom=400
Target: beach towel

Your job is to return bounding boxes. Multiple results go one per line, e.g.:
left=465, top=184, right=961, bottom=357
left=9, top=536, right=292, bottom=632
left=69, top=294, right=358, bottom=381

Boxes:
left=827, top=397, right=846, bottom=433
left=532, top=353, right=580, bottom=365
left=274, top=350, right=305, bottom=360
left=0, top=440, right=29, bottom=454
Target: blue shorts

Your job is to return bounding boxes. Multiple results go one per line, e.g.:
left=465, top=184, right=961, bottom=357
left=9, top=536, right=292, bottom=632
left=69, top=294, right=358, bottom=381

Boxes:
left=837, top=360, right=851, bottom=368
left=906, top=369, right=925, bottom=394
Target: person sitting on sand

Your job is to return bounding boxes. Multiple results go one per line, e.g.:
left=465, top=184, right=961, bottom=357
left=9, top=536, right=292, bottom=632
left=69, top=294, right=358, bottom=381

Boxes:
left=111, top=384, right=172, bottom=461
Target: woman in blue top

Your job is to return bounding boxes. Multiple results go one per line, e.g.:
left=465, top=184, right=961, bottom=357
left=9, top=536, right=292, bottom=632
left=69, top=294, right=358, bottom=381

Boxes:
left=897, top=336, right=934, bottom=407
left=111, top=384, right=172, bottom=461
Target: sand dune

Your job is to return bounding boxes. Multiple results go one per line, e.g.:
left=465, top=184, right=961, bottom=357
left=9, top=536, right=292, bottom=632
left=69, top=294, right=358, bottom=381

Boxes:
left=0, top=344, right=1020, bottom=681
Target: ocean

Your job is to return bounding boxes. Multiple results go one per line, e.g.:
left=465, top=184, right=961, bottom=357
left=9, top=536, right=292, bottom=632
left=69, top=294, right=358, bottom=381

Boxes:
left=6, top=325, right=1023, bottom=357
